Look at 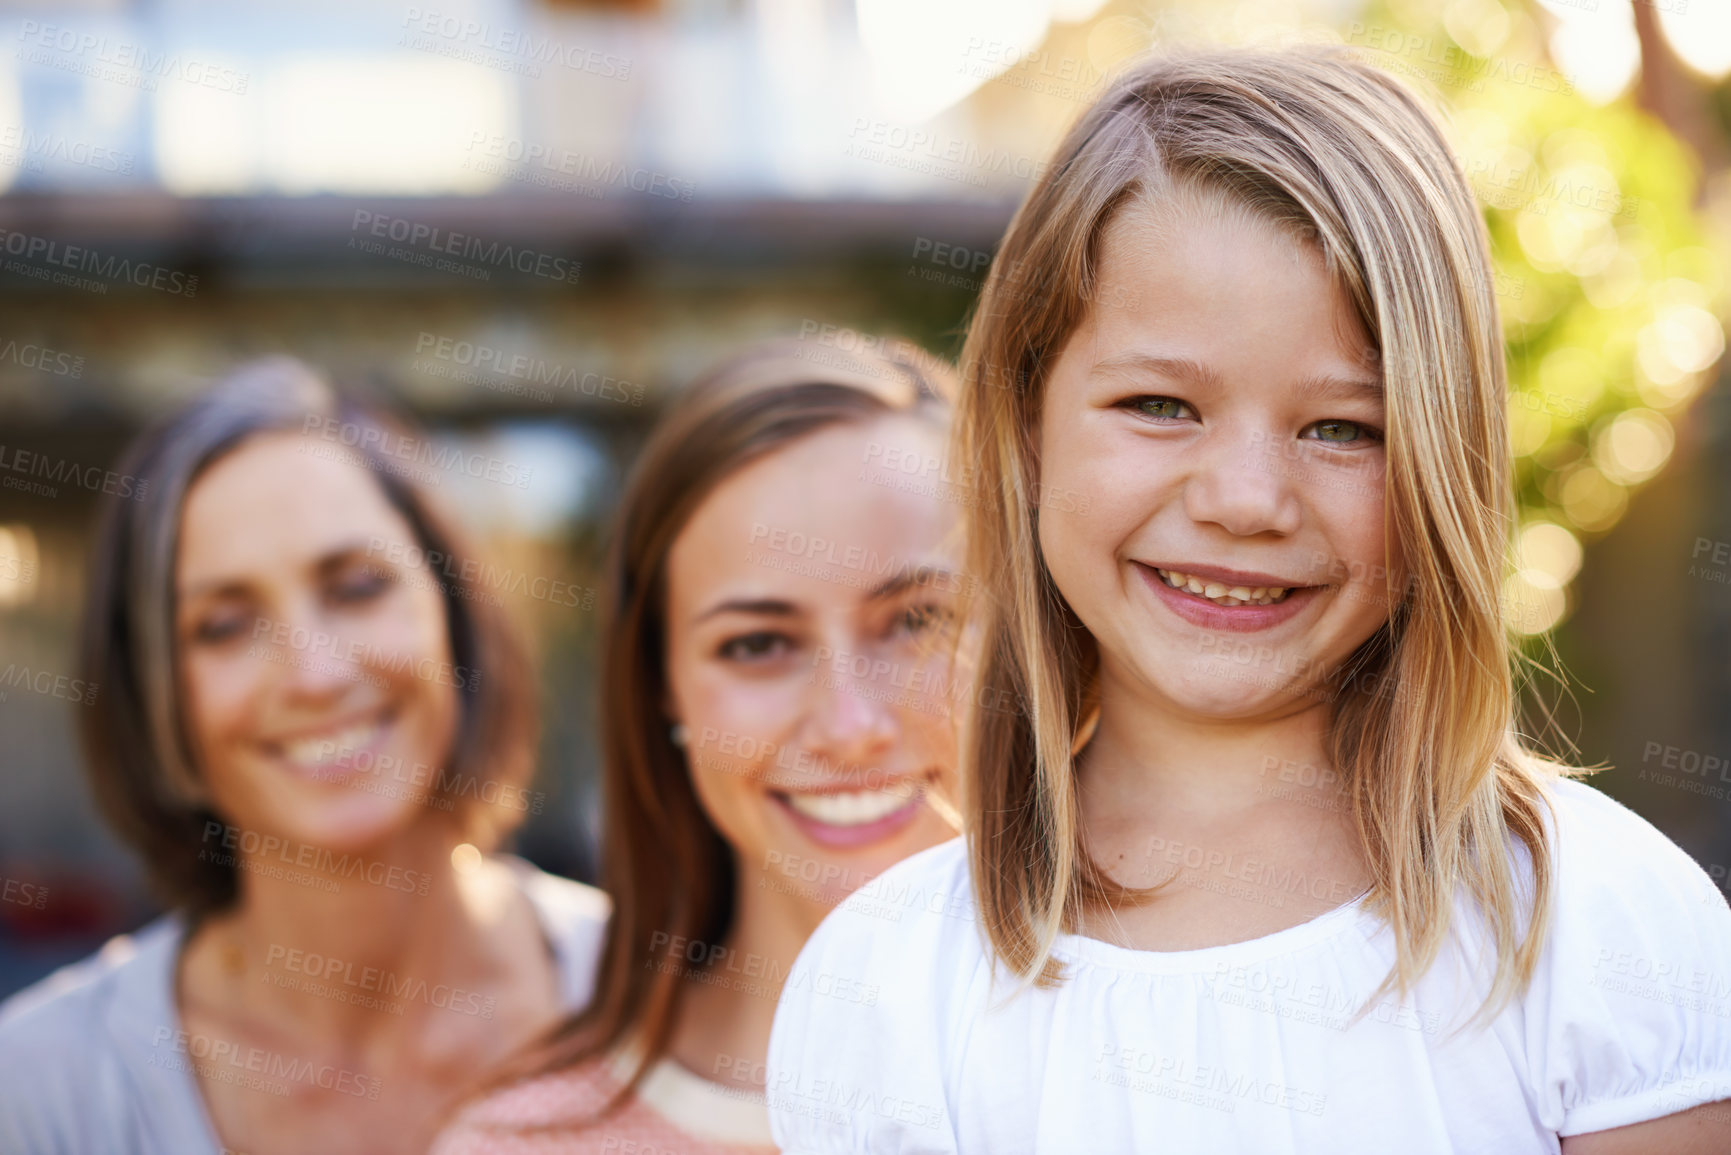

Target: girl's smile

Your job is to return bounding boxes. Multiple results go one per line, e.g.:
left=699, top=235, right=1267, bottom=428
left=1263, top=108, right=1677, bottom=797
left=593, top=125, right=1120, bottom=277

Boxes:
left=1135, top=561, right=1322, bottom=632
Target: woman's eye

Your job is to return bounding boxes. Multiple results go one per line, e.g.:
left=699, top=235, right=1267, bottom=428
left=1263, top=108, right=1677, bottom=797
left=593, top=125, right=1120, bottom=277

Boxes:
left=329, top=566, right=395, bottom=605
left=1305, top=419, right=1383, bottom=446
left=190, top=614, right=253, bottom=645
left=1133, top=397, right=1192, bottom=421
left=719, top=632, right=792, bottom=662
left=893, top=603, right=954, bottom=638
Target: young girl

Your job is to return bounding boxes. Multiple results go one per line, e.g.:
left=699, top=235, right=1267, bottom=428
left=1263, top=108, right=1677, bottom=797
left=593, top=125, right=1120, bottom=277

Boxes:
left=766, top=48, right=1731, bottom=1153
left=433, top=339, right=966, bottom=1153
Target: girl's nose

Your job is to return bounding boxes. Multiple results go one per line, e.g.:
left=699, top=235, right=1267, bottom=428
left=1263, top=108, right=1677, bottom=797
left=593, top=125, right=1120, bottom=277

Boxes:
left=1182, top=435, right=1304, bottom=538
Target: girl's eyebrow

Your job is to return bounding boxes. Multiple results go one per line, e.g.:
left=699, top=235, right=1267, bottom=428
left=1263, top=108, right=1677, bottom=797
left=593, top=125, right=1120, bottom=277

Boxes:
left=1091, top=352, right=1224, bottom=388
left=1092, top=351, right=1382, bottom=404
left=1291, top=372, right=1384, bottom=404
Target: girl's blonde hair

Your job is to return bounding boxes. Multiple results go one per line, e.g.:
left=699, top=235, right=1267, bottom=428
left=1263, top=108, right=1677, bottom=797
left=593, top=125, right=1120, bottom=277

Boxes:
left=957, top=46, right=1564, bottom=1019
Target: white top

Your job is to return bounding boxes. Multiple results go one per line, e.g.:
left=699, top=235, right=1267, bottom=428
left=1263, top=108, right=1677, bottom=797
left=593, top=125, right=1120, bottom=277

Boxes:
left=766, top=777, right=1731, bottom=1154
left=606, top=1046, right=779, bottom=1145
left=0, top=856, right=611, bottom=1155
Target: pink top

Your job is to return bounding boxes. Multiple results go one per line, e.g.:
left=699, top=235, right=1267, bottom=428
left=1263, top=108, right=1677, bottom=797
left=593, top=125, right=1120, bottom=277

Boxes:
left=434, top=1048, right=778, bottom=1155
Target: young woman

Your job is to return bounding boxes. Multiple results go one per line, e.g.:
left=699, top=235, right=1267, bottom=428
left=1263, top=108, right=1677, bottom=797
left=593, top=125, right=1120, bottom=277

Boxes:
left=0, top=358, right=610, bottom=1155
left=432, top=338, right=966, bottom=1152
left=767, top=49, right=1731, bottom=1153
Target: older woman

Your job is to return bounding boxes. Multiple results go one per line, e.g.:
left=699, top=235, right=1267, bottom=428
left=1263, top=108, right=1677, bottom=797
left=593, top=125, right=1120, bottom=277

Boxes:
left=0, top=357, right=608, bottom=1155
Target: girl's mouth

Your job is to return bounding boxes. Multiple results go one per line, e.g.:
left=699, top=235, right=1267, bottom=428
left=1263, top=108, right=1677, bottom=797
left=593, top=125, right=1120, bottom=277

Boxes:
left=1152, top=567, right=1293, bottom=607
left=1136, top=562, right=1320, bottom=633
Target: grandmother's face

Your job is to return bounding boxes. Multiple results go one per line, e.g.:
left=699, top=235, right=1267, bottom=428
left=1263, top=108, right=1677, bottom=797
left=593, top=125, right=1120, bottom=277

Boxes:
left=175, top=432, right=462, bottom=861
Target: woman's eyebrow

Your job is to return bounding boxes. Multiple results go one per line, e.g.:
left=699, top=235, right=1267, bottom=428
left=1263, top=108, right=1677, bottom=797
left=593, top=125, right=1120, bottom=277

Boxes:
left=865, top=568, right=961, bottom=603
left=695, top=597, right=799, bottom=623
left=179, top=537, right=383, bottom=601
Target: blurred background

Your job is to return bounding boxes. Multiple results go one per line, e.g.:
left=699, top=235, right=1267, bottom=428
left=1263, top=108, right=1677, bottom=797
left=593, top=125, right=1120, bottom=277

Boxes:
left=0, top=0, right=1727, bottom=997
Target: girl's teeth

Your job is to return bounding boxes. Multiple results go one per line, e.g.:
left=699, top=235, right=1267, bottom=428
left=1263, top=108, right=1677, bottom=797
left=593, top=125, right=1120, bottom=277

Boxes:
left=1157, top=569, right=1291, bottom=607
left=785, top=788, right=915, bottom=827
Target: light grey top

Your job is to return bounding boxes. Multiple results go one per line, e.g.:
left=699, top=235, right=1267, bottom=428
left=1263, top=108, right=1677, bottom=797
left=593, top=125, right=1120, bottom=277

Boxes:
left=0, top=856, right=611, bottom=1155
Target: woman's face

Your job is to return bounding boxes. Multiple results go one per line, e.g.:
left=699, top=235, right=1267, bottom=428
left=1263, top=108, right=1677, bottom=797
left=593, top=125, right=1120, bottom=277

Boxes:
left=663, top=412, right=962, bottom=914
left=176, top=431, right=461, bottom=854
left=1037, top=198, right=1398, bottom=722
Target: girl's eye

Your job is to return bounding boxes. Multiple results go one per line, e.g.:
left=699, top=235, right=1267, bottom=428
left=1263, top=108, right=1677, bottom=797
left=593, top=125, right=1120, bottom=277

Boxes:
left=1305, top=419, right=1383, bottom=446
left=1132, top=397, right=1193, bottom=421
left=719, top=632, right=793, bottom=662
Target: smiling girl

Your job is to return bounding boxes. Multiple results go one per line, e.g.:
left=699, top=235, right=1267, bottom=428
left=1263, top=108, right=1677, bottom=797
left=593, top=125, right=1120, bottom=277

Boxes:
left=766, top=49, right=1731, bottom=1154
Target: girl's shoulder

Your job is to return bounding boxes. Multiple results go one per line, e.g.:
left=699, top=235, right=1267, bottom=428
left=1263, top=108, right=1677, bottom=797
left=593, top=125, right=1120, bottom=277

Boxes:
left=1539, top=774, right=1728, bottom=932
left=1516, top=775, right=1731, bottom=1136
left=801, top=835, right=983, bottom=975
left=766, top=838, right=977, bottom=1152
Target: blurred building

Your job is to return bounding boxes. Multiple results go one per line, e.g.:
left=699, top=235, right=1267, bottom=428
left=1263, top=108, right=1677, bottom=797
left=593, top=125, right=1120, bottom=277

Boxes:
left=0, top=0, right=1727, bottom=996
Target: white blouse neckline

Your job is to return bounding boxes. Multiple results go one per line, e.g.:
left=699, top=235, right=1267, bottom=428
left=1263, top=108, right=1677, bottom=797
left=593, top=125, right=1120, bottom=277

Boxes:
left=1052, top=886, right=1376, bottom=974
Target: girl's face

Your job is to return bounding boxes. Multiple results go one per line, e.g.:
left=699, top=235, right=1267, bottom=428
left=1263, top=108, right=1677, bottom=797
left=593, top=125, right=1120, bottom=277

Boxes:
left=177, top=432, right=461, bottom=854
left=1038, top=199, right=1397, bottom=720
left=663, top=413, right=961, bottom=914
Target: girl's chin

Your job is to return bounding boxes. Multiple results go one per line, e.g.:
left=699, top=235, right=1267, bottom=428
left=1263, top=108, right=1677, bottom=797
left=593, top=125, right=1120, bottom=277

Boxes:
left=1151, top=673, right=1326, bottom=719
